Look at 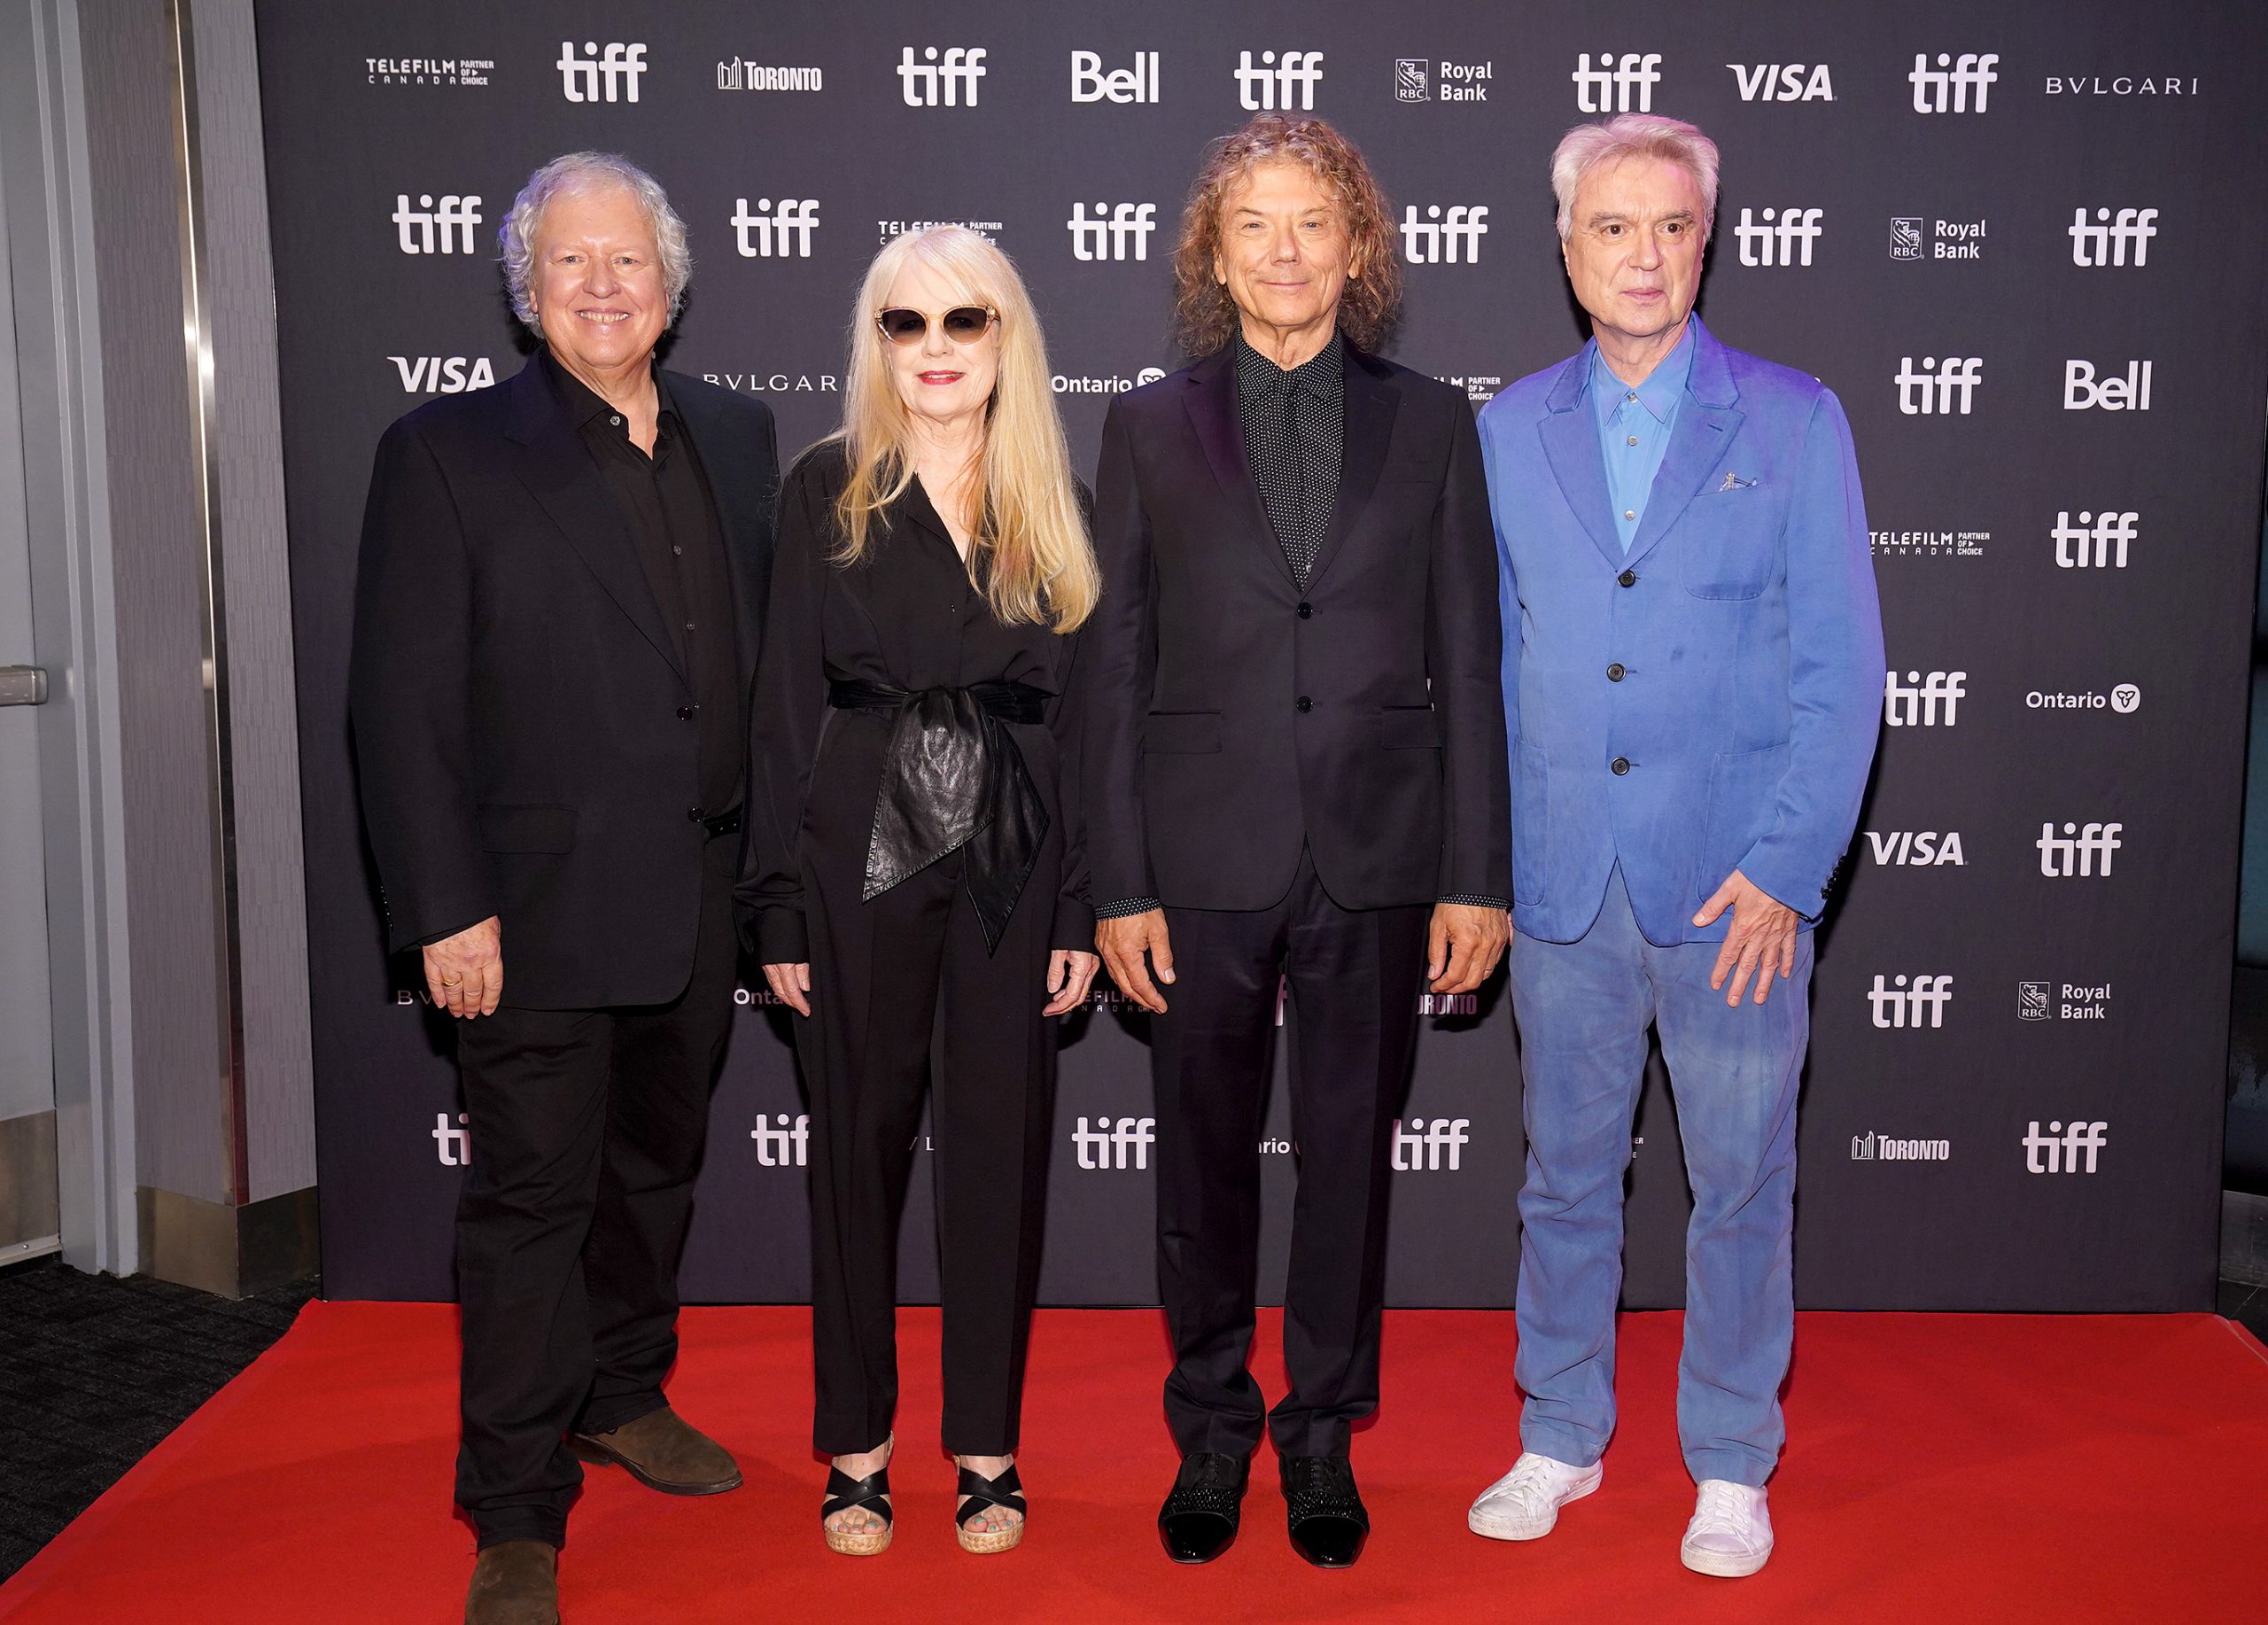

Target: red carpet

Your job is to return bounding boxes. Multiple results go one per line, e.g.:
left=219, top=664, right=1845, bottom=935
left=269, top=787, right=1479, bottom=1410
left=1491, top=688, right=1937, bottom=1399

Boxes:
left=4, top=1305, right=2265, bottom=1622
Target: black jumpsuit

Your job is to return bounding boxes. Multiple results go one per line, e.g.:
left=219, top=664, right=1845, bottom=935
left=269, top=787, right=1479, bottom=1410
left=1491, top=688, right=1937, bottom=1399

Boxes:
left=741, top=440, right=1091, bottom=1458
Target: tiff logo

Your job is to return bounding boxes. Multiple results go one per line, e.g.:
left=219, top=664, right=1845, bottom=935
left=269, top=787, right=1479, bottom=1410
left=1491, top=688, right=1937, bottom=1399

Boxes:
left=1894, top=355, right=1984, bottom=415
left=1390, top=1116, right=1470, bottom=1170
left=1868, top=974, right=1953, bottom=1030
left=1400, top=205, right=1488, bottom=264
left=2037, top=821, right=2122, bottom=877
left=732, top=198, right=819, bottom=257
left=1733, top=206, right=1823, bottom=267
left=1235, top=50, right=1324, bottom=111
left=1072, top=1115, right=1155, bottom=1170
left=2023, top=1119, right=2108, bottom=1174
left=393, top=193, right=482, bottom=255
left=1909, top=52, right=1998, bottom=113
left=1067, top=202, right=1158, bottom=260
left=557, top=41, right=646, bottom=104
left=1071, top=50, right=1158, bottom=103
left=899, top=46, right=987, bottom=106
left=751, top=1113, right=810, bottom=1166
left=432, top=1111, right=470, bottom=1166
left=2069, top=207, right=2157, bottom=267
left=1865, top=830, right=1966, bottom=867
left=1884, top=670, right=1966, bottom=727
left=1573, top=51, right=1662, bottom=113
left=2064, top=360, right=2154, bottom=412
left=2053, top=510, right=2137, bottom=569
left=1727, top=62, right=1834, bottom=102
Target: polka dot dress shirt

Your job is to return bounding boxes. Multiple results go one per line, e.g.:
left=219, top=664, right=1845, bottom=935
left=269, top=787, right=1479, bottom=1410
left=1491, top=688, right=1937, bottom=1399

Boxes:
left=1235, top=329, right=1344, bottom=584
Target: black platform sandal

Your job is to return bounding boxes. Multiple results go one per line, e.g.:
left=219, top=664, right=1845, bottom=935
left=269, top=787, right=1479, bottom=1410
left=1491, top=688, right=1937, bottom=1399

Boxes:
left=821, top=1462, right=894, bottom=1556
left=954, top=1461, right=1026, bottom=1554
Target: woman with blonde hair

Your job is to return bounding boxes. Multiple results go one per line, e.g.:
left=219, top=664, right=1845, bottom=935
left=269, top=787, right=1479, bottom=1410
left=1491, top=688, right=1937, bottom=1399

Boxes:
left=739, top=226, right=1101, bottom=1558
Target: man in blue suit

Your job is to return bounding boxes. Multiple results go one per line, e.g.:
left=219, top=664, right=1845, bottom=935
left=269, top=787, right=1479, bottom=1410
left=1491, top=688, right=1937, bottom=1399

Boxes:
left=1466, top=114, right=1884, bottom=1578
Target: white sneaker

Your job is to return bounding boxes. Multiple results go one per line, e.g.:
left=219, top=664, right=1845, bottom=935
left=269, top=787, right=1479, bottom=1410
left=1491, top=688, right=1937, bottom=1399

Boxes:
left=1467, top=1451, right=1604, bottom=1541
left=1680, top=1480, right=1773, bottom=1577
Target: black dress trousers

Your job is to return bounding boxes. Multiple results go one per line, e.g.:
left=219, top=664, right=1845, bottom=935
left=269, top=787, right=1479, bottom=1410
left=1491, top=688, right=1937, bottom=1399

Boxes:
left=451, top=833, right=740, bottom=1549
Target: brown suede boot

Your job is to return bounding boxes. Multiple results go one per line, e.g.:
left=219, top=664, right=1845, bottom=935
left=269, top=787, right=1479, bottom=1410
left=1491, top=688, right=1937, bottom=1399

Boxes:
left=568, top=1406, right=743, bottom=1495
left=464, top=1541, right=558, bottom=1625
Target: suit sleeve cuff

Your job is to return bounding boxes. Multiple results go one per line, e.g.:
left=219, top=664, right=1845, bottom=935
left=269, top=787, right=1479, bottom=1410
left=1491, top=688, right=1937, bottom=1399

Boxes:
left=1437, top=894, right=1509, bottom=910
left=753, top=905, right=810, bottom=964
left=1094, top=896, right=1162, bottom=921
left=1051, top=894, right=1097, bottom=953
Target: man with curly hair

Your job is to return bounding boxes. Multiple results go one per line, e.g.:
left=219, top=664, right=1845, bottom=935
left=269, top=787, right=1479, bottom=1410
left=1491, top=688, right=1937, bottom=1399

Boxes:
left=1083, top=115, right=1508, bottom=1569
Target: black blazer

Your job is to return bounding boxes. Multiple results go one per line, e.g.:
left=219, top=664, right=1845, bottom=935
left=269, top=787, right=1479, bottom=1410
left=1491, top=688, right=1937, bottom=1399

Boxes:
left=349, top=354, right=780, bottom=1008
left=1084, top=341, right=1509, bottom=912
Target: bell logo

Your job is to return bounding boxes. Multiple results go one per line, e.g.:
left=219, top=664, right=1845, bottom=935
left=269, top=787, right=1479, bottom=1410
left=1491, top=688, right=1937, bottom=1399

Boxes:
left=1727, top=63, right=1834, bottom=102
left=557, top=41, right=646, bottom=104
left=392, top=194, right=483, bottom=255
left=1884, top=670, right=1966, bottom=727
left=1868, top=974, right=1953, bottom=1030
left=731, top=198, right=819, bottom=258
left=1072, top=1115, right=1155, bottom=1170
left=1864, top=830, right=1966, bottom=867
left=2023, top=1120, right=2108, bottom=1174
left=2052, top=510, right=2136, bottom=569
left=1572, top=52, right=1662, bottom=113
left=1234, top=50, right=1324, bottom=111
left=2037, top=821, right=2121, bottom=877
left=750, top=1112, right=810, bottom=1167
left=389, top=356, right=496, bottom=394
left=432, top=1111, right=470, bottom=1167
left=1071, top=50, right=1159, bottom=103
left=1400, top=206, right=1488, bottom=265
left=1391, top=1117, right=1470, bottom=1170
left=1909, top=52, right=1998, bottom=113
left=1733, top=207, right=1823, bottom=268
left=1067, top=202, right=1158, bottom=261
left=2063, top=360, right=2154, bottom=412
left=2069, top=207, right=2157, bottom=267
left=899, top=46, right=988, bottom=107
left=1894, top=355, right=1984, bottom=415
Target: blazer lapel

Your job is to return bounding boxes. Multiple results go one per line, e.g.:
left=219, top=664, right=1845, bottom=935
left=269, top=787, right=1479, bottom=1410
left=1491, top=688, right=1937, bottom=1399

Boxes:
left=1539, top=352, right=1626, bottom=572
left=1303, top=346, right=1398, bottom=587
left=1623, top=323, right=1744, bottom=572
left=1183, top=347, right=1297, bottom=589
left=664, top=369, right=771, bottom=687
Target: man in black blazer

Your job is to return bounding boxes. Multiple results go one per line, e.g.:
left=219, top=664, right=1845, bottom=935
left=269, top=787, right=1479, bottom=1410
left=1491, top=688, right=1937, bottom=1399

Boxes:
left=1086, top=117, right=1510, bottom=1568
left=350, top=153, right=776, bottom=1624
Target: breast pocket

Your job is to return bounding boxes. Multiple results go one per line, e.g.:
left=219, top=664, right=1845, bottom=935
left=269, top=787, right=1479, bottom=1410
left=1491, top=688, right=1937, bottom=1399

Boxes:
left=1678, top=486, right=1781, bottom=602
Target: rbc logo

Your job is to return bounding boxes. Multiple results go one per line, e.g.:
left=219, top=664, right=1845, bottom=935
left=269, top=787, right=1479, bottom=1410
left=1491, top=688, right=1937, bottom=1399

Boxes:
left=899, top=47, right=987, bottom=107
left=1390, top=1117, right=1469, bottom=1170
left=1572, top=52, right=1662, bottom=113
left=751, top=1113, right=810, bottom=1166
left=2063, top=360, right=2154, bottom=412
left=731, top=198, right=819, bottom=258
left=2023, top=1120, right=2108, bottom=1174
left=2052, top=510, right=2137, bottom=568
left=1909, top=52, right=1998, bottom=113
left=1868, top=974, right=1953, bottom=1030
left=1235, top=50, right=1324, bottom=111
left=1894, top=356, right=1984, bottom=415
left=1733, top=207, right=1823, bottom=268
left=1067, top=202, right=1157, bottom=261
left=556, top=41, right=646, bottom=104
left=1399, top=206, right=1488, bottom=265
left=2069, top=207, right=2157, bottom=267
left=1884, top=670, right=1966, bottom=727
left=392, top=193, right=482, bottom=255
left=1072, top=1116, right=1155, bottom=1170
left=2036, top=821, right=2122, bottom=877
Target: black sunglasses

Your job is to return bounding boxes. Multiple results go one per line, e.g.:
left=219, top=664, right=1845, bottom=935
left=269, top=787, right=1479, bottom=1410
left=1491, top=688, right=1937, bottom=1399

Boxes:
left=875, top=305, right=998, bottom=345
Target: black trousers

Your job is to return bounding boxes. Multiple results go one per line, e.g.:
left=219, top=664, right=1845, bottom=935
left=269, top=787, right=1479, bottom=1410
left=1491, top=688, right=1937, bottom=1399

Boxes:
left=1152, top=854, right=1428, bottom=1460
left=453, top=835, right=738, bottom=1549
left=797, top=839, right=1057, bottom=1460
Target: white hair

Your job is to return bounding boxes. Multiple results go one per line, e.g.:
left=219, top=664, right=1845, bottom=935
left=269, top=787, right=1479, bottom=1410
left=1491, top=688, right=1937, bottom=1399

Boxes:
left=497, top=152, right=692, bottom=332
left=1551, top=114, right=1720, bottom=244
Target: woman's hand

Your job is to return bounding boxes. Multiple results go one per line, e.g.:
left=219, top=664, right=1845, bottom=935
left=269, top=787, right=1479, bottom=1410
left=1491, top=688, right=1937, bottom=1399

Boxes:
left=763, top=961, right=812, bottom=1017
left=1042, top=950, right=1101, bottom=1017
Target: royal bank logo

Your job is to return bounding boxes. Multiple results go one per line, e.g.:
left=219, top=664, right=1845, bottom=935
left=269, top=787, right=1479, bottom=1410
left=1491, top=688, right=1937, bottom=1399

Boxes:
left=2027, top=684, right=2141, bottom=714
left=557, top=41, right=646, bottom=104
left=1236, top=50, right=1324, bottom=111
left=432, top=1111, right=470, bottom=1166
left=717, top=59, right=824, bottom=92
left=2069, top=207, right=2157, bottom=267
left=751, top=1113, right=810, bottom=1166
left=1894, top=355, right=1983, bottom=415
left=2037, top=821, right=2122, bottom=877
left=392, top=193, right=482, bottom=255
left=1572, top=52, right=1661, bottom=113
left=1067, top=202, right=1158, bottom=261
left=731, top=198, right=819, bottom=258
left=1390, top=1116, right=1469, bottom=1170
left=2064, top=360, right=2154, bottom=412
left=1909, top=52, right=1998, bottom=113
left=1732, top=206, right=1822, bottom=268
left=1884, top=670, right=1966, bottom=727
left=2023, top=1120, right=2108, bottom=1174
left=1891, top=218, right=1986, bottom=260
left=1868, top=974, right=1953, bottom=1030
left=1727, top=62, right=1834, bottom=102
left=1072, top=1115, right=1155, bottom=1170
left=1072, top=50, right=1159, bottom=103
left=899, top=46, right=987, bottom=106
left=1889, top=218, right=1924, bottom=260
left=1400, top=205, right=1488, bottom=264
left=1851, top=1131, right=1950, bottom=1162
left=389, top=355, right=496, bottom=394
left=2021, top=981, right=2112, bottom=1021
left=1052, top=368, right=1168, bottom=394
left=1864, top=830, right=1966, bottom=867
left=1395, top=58, right=1429, bottom=101
left=2052, top=510, right=2136, bottom=569
left=366, top=56, right=492, bottom=88
left=2018, top=981, right=2051, bottom=1020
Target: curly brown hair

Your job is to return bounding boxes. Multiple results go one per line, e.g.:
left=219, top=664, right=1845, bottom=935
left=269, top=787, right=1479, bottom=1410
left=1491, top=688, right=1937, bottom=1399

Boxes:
left=1171, top=114, right=1403, bottom=358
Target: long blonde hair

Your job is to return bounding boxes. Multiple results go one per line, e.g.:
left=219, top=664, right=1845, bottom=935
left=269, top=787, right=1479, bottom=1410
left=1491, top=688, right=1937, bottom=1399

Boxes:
left=832, top=227, right=1098, bottom=632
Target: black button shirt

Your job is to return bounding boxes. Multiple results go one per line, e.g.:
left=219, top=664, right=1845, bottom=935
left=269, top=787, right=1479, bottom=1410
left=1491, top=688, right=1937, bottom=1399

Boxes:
left=545, top=351, right=743, bottom=817
left=1235, top=329, right=1344, bottom=583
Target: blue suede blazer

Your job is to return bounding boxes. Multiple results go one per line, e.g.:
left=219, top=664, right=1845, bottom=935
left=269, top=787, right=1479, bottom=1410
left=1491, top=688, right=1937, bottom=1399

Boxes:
left=1478, top=317, right=1884, bottom=946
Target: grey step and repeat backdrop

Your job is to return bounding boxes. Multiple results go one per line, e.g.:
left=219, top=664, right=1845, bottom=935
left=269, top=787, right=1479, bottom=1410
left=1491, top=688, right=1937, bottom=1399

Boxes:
left=257, top=0, right=2268, bottom=1310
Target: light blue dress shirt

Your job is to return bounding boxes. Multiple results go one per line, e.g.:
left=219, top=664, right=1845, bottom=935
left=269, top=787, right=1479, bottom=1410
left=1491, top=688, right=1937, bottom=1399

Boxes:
left=1591, top=323, right=1695, bottom=552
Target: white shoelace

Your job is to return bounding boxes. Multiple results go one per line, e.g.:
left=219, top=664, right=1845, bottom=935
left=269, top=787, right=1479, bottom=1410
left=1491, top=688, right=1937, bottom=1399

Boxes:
left=1495, top=1458, right=1573, bottom=1512
left=1689, top=1482, right=1760, bottom=1541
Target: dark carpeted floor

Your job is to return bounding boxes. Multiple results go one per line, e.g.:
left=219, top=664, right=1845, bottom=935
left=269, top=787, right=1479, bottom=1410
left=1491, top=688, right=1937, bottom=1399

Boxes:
left=0, top=1255, right=315, bottom=1580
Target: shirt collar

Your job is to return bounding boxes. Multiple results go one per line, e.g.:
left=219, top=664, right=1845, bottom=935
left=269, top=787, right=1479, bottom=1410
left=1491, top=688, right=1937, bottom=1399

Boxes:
left=542, top=347, right=673, bottom=428
left=1235, top=327, right=1343, bottom=403
left=1590, top=321, right=1694, bottom=426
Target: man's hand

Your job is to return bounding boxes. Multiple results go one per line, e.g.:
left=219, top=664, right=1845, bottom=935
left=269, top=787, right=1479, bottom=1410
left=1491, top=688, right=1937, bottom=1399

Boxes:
left=1097, top=910, right=1175, bottom=1014
left=1694, top=870, right=1799, bottom=1007
left=423, top=915, right=502, bottom=1019
left=1428, top=903, right=1509, bottom=995
left=1043, top=950, right=1103, bottom=1017
left=763, top=962, right=812, bottom=1018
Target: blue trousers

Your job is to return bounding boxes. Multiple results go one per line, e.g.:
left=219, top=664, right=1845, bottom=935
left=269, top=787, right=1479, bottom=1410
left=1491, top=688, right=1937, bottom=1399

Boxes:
left=1511, top=867, right=1810, bottom=1487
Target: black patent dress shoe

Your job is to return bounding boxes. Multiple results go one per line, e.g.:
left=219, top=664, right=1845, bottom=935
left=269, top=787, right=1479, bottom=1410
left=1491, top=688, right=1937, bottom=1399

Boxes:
left=1158, top=1451, right=1249, bottom=1564
left=1281, top=1455, right=1369, bottom=1568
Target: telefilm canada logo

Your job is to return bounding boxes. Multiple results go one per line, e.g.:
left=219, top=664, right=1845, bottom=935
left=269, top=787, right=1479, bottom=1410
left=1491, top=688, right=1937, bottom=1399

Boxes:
left=1434, top=369, right=1505, bottom=407
left=732, top=198, right=819, bottom=258
left=1732, top=207, right=1822, bottom=268
left=1888, top=217, right=1986, bottom=260
left=1236, top=50, right=1324, bottom=111
left=877, top=217, right=1001, bottom=246
left=1726, top=62, right=1833, bottom=102
left=1400, top=206, right=1488, bottom=264
left=899, top=47, right=987, bottom=106
left=557, top=41, right=646, bottom=104
left=717, top=58, right=823, bottom=92
left=1850, top=1131, right=1950, bottom=1162
left=1871, top=525, right=1986, bottom=559
left=1067, top=203, right=1159, bottom=261
left=366, top=56, right=492, bottom=88
left=1572, top=52, right=1661, bottom=113
left=2019, top=981, right=2113, bottom=1021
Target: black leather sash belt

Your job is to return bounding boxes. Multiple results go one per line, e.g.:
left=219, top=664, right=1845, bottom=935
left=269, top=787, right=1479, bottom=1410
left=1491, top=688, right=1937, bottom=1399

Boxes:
left=827, top=678, right=1052, bottom=953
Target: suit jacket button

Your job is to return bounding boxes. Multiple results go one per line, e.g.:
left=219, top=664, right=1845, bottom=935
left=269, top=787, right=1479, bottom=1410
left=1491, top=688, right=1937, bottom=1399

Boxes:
left=677, top=705, right=695, bottom=720
left=1295, top=696, right=1314, bottom=713
left=1298, top=602, right=1313, bottom=618
left=1611, top=757, right=1630, bottom=775
left=1607, top=663, right=1625, bottom=681
left=1618, top=570, right=1637, bottom=587
left=687, top=805, right=703, bottom=822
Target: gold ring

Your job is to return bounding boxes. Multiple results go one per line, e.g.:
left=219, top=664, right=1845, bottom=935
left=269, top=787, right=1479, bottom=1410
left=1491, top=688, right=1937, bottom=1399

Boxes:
left=440, top=976, right=463, bottom=986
